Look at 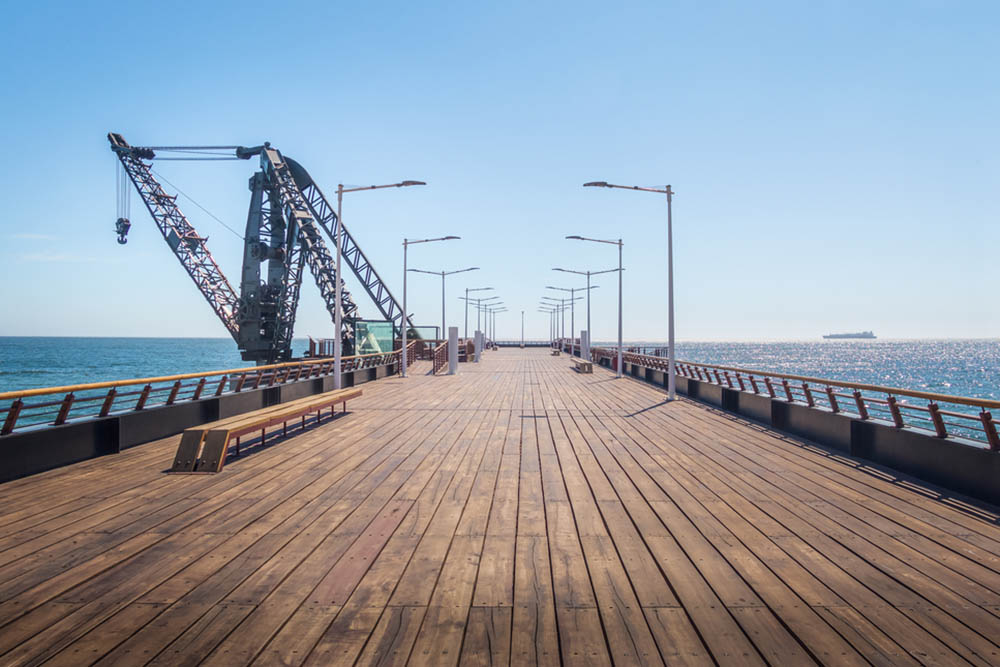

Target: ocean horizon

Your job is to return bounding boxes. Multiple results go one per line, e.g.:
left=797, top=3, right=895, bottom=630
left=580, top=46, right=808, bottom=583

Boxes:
left=1, top=336, right=997, bottom=403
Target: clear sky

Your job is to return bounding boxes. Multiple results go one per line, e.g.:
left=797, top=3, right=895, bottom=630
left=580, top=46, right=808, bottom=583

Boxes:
left=1, top=0, right=997, bottom=342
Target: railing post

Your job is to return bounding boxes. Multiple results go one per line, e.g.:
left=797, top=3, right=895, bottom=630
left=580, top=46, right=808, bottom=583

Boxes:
left=781, top=379, right=794, bottom=402
left=723, top=372, right=734, bottom=389
left=2, top=399, right=23, bottom=435
left=736, top=374, right=746, bottom=392
left=980, top=410, right=1000, bottom=451
left=166, top=381, right=182, bottom=405
left=191, top=378, right=206, bottom=401
left=886, top=395, right=905, bottom=428
left=825, top=387, right=839, bottom=413
left=215, top=375, right=228, bottom=396
left=234, top=373, right=247, bottom=392
left=928, top=402, right=947, bottom=438
left=99, top=388, right=117, bottom=417
left=749, top=375, right=760, bottom=394
left=713, top=370, right=722, bottom=385
left=802, top=383, right=815, bottom=407
left=55, top=393, right=75, bottom=425
left=853, top=390, right=869, bottom=420
left=764, top=377, right=776, bottom=398
left=135, top=385, right=152, bottom=411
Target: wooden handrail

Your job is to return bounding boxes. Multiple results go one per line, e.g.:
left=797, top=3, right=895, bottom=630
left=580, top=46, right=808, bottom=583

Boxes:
left=0, top=350, right=398, bottom=401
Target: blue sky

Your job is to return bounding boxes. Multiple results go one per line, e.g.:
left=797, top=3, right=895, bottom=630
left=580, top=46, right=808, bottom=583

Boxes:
left=1, top=0, right=997, bottom=342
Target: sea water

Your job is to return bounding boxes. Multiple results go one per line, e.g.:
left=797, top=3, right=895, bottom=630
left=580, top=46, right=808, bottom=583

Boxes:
left=0, top=337, right=997, bottom=403
left=596, top=339, right=1000, bottom=402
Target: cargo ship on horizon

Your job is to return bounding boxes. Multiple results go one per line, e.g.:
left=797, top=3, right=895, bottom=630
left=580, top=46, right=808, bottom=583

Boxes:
left=823, top=330, right=876, bottom=339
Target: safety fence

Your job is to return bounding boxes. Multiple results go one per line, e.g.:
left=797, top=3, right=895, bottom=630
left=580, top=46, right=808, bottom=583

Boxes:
left=0, top=343, right=415, bottom=436
left=432, top=341, right=449, bottom=375
left=588, top=346, right=1000, bottom=449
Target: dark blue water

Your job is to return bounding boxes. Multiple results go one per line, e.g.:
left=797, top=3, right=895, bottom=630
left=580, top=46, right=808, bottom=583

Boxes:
left=0, top=337, right=302, bottom=394
left=1, top=337, right=998, bottom=404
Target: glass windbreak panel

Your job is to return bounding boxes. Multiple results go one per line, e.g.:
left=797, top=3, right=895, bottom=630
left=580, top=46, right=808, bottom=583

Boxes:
left=355, top=320, right=393, bottom=354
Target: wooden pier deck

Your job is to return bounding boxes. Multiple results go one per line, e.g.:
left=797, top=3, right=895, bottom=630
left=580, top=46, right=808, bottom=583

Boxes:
left=2, top=348, right=1000, bottom=665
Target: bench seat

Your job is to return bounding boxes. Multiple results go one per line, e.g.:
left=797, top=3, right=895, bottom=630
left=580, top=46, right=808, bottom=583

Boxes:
left=169, top=387, right=362, bottom=473
left=571, top=358, right=593, bottom=374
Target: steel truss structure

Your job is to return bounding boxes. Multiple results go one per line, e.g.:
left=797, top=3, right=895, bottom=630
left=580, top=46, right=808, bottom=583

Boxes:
left=108, top=132, right=412, bottom=364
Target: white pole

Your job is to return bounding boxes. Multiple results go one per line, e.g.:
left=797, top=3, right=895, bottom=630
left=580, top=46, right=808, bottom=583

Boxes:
left=441, top=272, right=446, bottom=344
left=586, top=272, right=592, bottom=361
left=402, top=240, right=408, bottom=378
left=464, top=287, right=469, bottom=340
left=334, top=185, right=343, bottom=390
left=667, top=187, right=676, bottom=400
left=448, top=326, right=458, bottom=374
left=617, top=239, right=623, bottom=379
left=570, top=289, right=575, bottom=357
left=521, top=310, right=524, bottom=347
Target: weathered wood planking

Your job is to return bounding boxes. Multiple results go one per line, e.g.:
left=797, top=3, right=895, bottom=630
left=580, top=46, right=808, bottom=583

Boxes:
left=0, top=352, right=999, bottom=665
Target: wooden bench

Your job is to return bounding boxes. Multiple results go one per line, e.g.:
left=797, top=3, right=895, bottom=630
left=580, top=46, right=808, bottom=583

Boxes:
left=571, top=358, right=593, bottom=373
left=169, top=387, right=362, bottom=473
left=551, top=349, right=561, bottom=356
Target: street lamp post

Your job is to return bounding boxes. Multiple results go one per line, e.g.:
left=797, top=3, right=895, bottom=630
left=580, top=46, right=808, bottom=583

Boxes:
left=546, top=285, right=598, bottom=357
left=553, top=267, right=619, bottom=361
left=521, top=310, right=524, bottom=347
left=566, top=233, right=624, bottom=378
left=582, top=181, right=675, bottom=397
left=541, top=296, right=581, bottom=350
left=464, top=287, right=493, bottom=339
left=408, top=267, right=479, bottom=343
left=334, top=180, right=425, bottom=389
left=402, top=235, right=460, bottom=378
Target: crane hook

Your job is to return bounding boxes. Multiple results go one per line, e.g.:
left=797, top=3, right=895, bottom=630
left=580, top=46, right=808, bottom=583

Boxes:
left=115, top=218, right=131, bottom=245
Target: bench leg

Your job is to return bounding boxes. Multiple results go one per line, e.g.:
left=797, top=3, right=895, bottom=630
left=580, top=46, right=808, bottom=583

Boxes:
left=261, top=427, right=266, bottom=446
left=342, top=400, right=347, bottom=414
left=235, top=437, right=240, bottom=456
left=302, top=415, right=306, bottom=430
left=283, top=421, right=287, bottom=437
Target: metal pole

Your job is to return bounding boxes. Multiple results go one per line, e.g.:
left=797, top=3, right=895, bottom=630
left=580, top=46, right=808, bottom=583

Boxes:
left=402, top=240, right=408, bottom=378
left=334, top=185, right=343, bottom=390
left=441, top=272, right=446, bottom=344
left=465, top=287, right=469, bottom=340
left=521, top=310, right=524, bottom=347
left=617, top=239, right=623, bottom=379
left=570, top=289, right=576, bottom=357
left=667, top=187, right=676, bottom=400
left=586, top=272, right=592, bottom=361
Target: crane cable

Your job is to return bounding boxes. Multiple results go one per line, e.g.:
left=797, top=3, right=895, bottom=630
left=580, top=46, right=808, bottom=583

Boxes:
left=150, top=168, right=244, bottom=240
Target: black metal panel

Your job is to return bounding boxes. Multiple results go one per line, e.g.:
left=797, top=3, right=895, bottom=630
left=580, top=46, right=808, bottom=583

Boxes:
left=0, top=419, right=119, bottom=483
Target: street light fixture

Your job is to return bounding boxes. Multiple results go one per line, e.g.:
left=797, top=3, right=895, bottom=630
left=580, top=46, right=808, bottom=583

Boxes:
left=566, top=232, right=624, bottom=378
left=583, top=180, right=675, bottom=397
left=402, top=235, right=460, bottom=378
left=408, top=267, right=479, bottom=341
left=333, top=179, right=426, bottom=390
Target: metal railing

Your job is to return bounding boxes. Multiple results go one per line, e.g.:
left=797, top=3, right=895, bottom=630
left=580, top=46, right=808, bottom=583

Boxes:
left=588, top=346, right=1000, bottom=450
left=0, top=343, right=415, bottom=437
left=432, top=341, right=449, bottom=375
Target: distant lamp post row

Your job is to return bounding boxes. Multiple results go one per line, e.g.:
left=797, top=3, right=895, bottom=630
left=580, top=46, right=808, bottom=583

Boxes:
left=408, top=267, right=479, bottom=342
left=581, top=181, right=675, bottom=398
left=334, top=180, right=426, bottom=390
left=553, top=267, right=618, bottom=361
left=546, top=284, right=599, bottom=358
left=565, top=234, right=624, bottom=378
left=402, top=235, right=460, bottom=378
